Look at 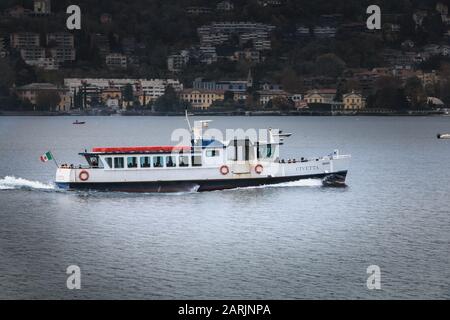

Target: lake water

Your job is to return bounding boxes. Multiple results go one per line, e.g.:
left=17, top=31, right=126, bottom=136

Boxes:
left=0, top=116, right=449, bottom=299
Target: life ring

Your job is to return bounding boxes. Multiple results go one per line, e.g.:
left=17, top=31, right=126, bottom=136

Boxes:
left=255, top=164, right=264, bottom=174
left=79, top=170, right=89, bottom=181
left=220, top=165, right=229, bottom=175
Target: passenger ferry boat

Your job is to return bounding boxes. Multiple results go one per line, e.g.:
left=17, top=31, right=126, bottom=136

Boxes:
left=55, top=115, right=351, bottom=192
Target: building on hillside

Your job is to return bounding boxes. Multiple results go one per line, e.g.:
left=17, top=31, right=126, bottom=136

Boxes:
left=91, top=33, right=110, bottom=57
left=180, top=89, right=225, bottom=110
left=5, top=5, right=32, bottom=18
left=26, top=57, right=59, bottom=70
left=106, top=53, right=128, bottom=69
left=0, top=35, right=7, bottom=57
left=167, top=50, right=190, bottom=72
left=296, top=25, right=311, bottom=39
left=46, top=33, right=74, bottom=48
left=10, top=33, right=40, bottom=48
left=416, top=70, right=440, bottom=87
left=50, top=47, right=76, bottom=63
left=186, top=7, right=213, bottom=15
left=20, top=46, right=45, bottom=62
left=231, top=49, right=262, bottom=63
left=313, top=26, right=337, bottom=38
left=193, top=71, right=253, bottom=94
left=343, top=91, right=365, bottom=110
left=33, top=0, right=51, bottom=15
left=217, top=1, right=234, bottom=11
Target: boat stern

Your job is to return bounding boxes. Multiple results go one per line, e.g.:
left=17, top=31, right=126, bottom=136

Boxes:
left=55, top=167, right=73, bottom=189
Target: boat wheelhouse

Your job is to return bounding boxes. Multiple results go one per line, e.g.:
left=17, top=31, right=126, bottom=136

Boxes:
left=55, top=116, right=351, bottom=192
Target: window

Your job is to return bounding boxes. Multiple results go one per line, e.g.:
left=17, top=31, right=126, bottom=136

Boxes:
left=206, top=149, right=220, bottom=157
left=105, top=157, right=113, bottom=168
left=140, top=156, right=151, bottom=168
left=127, top=157, right=138, bottom=168
left=179, top=155, right=189, bottom=167
left=153, top=156, right=164, bottom=168
left=192, top=155, right=202, bottom=167
left=114, top=157, right=124, bottom=169
left=259, top=145, right=273, bottom=159
left=166, top=156, right=176, bottom=167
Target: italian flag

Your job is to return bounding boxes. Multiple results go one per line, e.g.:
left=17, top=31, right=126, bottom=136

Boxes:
left=40, top=151, right=53, bottom=163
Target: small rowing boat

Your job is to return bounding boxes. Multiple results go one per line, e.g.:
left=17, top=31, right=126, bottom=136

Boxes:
left=437, top=133, right=450, bottom=139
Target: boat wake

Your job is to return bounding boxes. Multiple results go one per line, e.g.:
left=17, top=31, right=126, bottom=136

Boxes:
left=0, top=176, right=56, bottom=191
left=229, top=179, right=324, bottom=192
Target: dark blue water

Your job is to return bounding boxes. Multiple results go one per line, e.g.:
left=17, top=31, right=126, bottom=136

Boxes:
left=0, top=116, right=449, bottom=299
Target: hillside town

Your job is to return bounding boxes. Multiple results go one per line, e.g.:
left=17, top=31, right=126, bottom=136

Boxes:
left=1, top=0, right=450, bottom=115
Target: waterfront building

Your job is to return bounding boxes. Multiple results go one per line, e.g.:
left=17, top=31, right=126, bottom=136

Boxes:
left=14, top=83, right=71, bottom=111
left=256, top=89, right=289, bottom=106
left=64, top=78, right=183, bottom=107
left=180, top=89, right=225, bottom=110
left=305, top=89, right=337, bottom=105
left=193, top=78, right=251, bottom=93
left=343, top=92, right=365, bottom=110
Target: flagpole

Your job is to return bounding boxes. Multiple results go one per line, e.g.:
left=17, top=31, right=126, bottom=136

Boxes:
left=51, top=151, right=59, bottom=168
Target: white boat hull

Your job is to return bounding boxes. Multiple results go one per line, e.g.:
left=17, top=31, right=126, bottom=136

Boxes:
left=55, top=156, right=351, bottom=192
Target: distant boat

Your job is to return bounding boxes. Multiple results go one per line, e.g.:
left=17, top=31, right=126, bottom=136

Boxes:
left=437, top=133, right=450, bottom=139
left=73, top=120, right=85, bottom=125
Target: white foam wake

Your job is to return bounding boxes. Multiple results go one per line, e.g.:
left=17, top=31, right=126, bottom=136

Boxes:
left=271, top=179, right=323, bottom=188
left=230, top=178, right=323, bottom=192
left=0, top=176, right=55, bottom=191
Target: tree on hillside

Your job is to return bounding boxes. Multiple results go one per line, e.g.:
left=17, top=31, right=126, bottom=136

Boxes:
left=0, top=58, right=15, bottom=95
left=315, top=53, right=346, bottom=78
left=153, top=85, right=190, bottom=113
left=404, top=77, right=427, bottom=109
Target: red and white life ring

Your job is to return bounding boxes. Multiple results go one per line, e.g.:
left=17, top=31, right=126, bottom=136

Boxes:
left=220, top=165, right=229, bottom=175
left=79, top=170, right=89, bottom=181
left=255, top=164, right=264, bottom=174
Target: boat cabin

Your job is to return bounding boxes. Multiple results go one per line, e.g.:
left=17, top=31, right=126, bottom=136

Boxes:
left=78, top=139, right=279, bottom=171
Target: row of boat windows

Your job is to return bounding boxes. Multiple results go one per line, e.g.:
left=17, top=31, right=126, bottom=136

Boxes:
left=104, top=155, right=203, bottom=169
